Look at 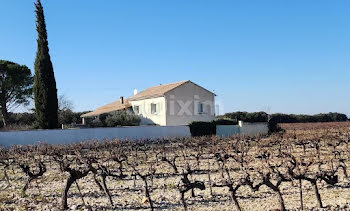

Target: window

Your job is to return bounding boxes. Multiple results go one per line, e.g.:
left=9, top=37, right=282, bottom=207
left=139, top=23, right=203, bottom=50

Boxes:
left=134, top=105, right=140, bottom=114
left=151, top=103, right=157, bottom=114
left=198, top=103, right=204, bottom=114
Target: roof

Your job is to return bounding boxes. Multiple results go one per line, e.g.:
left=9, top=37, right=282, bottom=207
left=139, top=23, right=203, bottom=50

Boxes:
left=128, top=80, right=190, bottom=101
left=81, top=80, right=215, bottom=118
left=81, top=99, right=131, bottom=118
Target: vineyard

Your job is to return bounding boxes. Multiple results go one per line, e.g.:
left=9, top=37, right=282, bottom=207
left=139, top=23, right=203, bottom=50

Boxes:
left=1, top=122, right=350, bottom=211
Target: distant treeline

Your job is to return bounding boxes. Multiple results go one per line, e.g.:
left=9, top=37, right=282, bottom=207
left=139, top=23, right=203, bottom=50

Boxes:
left=217, top=111, right=349, bottom=123
left=270, top=112, right=348, bottom=123
left=217, top=112, right=268, bottom=123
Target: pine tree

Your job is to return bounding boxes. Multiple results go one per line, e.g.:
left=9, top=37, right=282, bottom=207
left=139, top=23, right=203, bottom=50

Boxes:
left=0, top=60, right=33, bottom=128
left=34, top=0, right=59, bottom=129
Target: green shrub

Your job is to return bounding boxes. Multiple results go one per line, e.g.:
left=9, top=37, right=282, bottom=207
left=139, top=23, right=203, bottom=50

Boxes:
left=0, top=112, right=36, bottom=130
left=268, top=117, right=284, bottom=134
left=58, top=109, right=87, bottom=125
left=105, top=110, right=141, bottom=127
left=1, top=111, right=90, bottom=130
left=91, top=118, right=104, bottom=127
left=189, top=121, right=216, bottom=137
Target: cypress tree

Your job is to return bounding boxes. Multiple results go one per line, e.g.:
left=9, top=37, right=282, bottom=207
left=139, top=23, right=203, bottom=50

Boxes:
left=33, top=0, right=59, bottom=129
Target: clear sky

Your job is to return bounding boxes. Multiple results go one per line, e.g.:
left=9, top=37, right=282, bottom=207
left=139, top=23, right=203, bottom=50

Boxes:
left=1, top=0, right=349, bottom=115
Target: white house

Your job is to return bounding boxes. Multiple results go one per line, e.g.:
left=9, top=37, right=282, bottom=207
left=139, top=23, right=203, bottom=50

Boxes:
left=81, top=80, right=215, bottom=126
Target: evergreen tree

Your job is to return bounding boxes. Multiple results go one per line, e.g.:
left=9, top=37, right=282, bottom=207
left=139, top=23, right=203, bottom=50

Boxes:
left=33, top=0, right=59, bottom=129
left=0, top=60, right=33, bottom=128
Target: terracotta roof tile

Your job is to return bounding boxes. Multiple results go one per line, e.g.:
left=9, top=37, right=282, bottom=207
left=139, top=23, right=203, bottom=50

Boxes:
left=81, top=99, right=131, bottom=118
left=128, top=80, right=189, bottom=101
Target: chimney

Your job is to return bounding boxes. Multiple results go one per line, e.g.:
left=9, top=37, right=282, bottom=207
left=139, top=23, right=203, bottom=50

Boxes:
left=133, top=89, right=138, bottom=96
left=120, top=96, right=124, bottom=104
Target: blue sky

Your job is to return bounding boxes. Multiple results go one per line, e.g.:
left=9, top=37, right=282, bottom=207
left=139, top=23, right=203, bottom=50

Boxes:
left=1, top=0, right=349, bottom=115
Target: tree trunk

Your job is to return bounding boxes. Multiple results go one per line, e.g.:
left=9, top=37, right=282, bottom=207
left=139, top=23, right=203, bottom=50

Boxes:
left=299, top=179, right=303, bottom=210
left=142, top=177, right=154, bottom=211
left=62, top=175, right=75, bottom=210
left=0, top=100, right=8, bottom=128
left=207, top=158, right=213, bottom=198
left=101, top=175, right=113, bottom=206
left=276, top=190, right=286, bottom=211
left=93, top=173, right=104, bottom=192
left=311, top=180, right=323, bottom=208
left=229, top=187, right=241, bottom=211
left=22, top=177, right=33, bottom=194
left=264, top=180, right=286, bottom=211
left=3, top=168, right=10, bottom=188
left=232, top=194, right=241, bottom=211
left=181, top=192, right=187, bottom=211
left=75, top=181, right=87, bottom=207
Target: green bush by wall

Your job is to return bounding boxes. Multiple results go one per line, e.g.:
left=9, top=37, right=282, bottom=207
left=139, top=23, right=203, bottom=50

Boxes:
left=189, top=121, right=216, bottom=136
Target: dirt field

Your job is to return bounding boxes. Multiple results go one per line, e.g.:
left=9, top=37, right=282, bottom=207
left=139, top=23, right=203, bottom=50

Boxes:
left=1, top=122, right=350, bottom=211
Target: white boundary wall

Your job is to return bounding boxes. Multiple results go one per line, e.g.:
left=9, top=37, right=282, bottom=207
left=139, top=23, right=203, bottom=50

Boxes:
left=0, top=126, right=191, bottom=147
left=240, top=122, right=269, bottom=136
left=217, top=122, right=268, bottom=137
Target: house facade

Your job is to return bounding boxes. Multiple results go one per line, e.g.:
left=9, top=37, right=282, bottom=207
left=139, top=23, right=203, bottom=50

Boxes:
left=81, top=80, right=215, bottom=126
